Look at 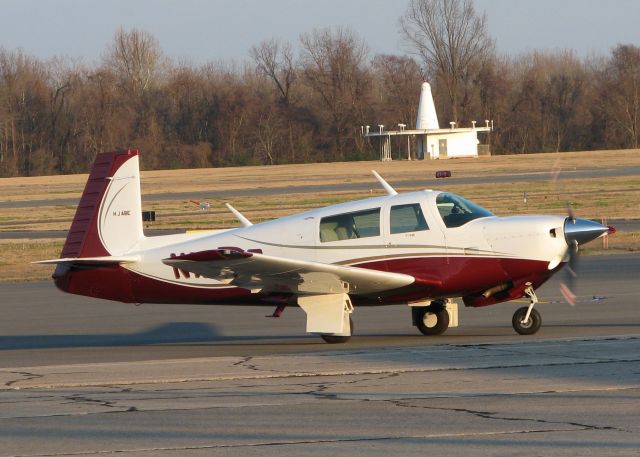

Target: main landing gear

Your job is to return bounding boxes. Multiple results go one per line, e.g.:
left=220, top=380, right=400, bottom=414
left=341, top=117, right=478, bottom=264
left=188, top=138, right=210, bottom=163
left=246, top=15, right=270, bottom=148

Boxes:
left=321, top=317, right=354, bottom=344
left=412, top=300, right=452, bottom=336
left=512, top=283, right=542, bottom=335
left=297, top=293, right=354, bottom=344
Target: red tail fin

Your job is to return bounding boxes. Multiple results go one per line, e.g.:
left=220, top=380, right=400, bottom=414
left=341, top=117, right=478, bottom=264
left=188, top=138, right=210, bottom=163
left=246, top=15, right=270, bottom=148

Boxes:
left=61, top=149, right=140, bottom=258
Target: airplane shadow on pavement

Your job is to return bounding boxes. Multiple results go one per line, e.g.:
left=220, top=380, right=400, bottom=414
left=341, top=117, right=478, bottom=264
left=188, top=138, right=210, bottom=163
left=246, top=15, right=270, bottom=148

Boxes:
left=0, top=322, right=227, bottom=350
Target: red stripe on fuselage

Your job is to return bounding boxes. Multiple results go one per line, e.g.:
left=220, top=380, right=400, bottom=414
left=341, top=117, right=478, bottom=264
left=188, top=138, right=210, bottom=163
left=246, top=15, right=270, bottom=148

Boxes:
left=54, top=265, right=254, bottom=304
left=353, top=255, right=553, bottom=304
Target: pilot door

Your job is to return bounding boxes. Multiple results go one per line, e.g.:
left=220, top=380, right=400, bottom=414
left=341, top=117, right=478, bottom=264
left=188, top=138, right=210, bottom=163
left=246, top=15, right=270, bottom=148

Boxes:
left=382, top=198, right=448, bottom=280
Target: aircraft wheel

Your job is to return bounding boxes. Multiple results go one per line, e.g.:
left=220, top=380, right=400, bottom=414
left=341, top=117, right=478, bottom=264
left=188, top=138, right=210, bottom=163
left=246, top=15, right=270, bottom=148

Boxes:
left=320, top=317, right=353, bottom=344
left=416, top=305, right=449, bottom=336
left=512, top=307, right=541, bottom=335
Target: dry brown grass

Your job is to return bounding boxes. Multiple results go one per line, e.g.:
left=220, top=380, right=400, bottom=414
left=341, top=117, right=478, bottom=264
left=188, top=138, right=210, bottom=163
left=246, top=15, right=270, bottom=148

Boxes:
left=0, top=239, right=63, bottom=282
left=580, top=232, right=640, bottom=255
left=1, top=149, right=639, bottom=282
left=3, top=148, right=640, bottom=201
left=2, top=149, right=640, bottom=231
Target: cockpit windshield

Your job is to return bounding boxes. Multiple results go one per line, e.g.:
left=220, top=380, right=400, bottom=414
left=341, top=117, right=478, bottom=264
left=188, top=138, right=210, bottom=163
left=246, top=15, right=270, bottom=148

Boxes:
left=436, top=193, right=494, bottom=228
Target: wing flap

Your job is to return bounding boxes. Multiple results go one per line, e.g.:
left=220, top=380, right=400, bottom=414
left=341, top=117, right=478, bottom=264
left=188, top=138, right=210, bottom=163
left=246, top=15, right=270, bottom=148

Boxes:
left=163, top=248, right=414, bottom=295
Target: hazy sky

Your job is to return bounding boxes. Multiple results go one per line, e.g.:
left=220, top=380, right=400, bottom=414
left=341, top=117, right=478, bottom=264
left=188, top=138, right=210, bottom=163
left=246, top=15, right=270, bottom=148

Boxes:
left=0, top=0, right=639, bottom=64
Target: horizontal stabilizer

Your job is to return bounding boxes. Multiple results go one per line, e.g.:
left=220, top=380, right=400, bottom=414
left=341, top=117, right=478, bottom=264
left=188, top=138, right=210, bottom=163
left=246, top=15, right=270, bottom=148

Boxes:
left=33, top=256, right=140, bottom=266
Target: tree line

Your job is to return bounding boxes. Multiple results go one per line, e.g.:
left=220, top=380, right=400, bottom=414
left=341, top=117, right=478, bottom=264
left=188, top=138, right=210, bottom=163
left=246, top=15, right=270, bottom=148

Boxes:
left=1, top=0, right=639, bottom=177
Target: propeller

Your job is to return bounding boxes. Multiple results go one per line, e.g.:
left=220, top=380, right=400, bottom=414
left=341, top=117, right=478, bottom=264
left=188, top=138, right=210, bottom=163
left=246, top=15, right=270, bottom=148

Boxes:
left=559, top=239, right=578, bottom=305
left=559, top=204, right=614, bottom=305
left=550, top=158, right=614, bottom=305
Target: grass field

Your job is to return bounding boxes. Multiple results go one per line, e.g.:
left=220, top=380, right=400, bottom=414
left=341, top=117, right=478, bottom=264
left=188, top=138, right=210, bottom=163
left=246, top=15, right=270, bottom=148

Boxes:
left=1, top=149, right=639, bottom=282
left=0, top=239, right=63, bottom=282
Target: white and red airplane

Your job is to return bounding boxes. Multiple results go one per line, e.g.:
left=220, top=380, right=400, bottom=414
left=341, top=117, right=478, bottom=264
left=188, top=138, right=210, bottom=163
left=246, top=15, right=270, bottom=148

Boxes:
left=38, top=149, right=613, bottom=343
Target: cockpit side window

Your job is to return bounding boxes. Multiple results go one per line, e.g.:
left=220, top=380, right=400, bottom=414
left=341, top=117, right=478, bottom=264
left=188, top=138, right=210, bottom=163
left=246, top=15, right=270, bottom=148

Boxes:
left=436, top=193, right=494, bottom=228
left=319, top=208, right=381, bottom=242
left=390, top=203, right=429, bottom=234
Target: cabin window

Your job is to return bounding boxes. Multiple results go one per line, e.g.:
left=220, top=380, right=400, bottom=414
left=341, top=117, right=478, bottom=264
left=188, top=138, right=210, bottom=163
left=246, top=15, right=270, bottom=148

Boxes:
left=320, top=208, right=381, bottom=242
left=390, top=203, right=429, bottom=234
left=436, top=193, right=494, bottom=228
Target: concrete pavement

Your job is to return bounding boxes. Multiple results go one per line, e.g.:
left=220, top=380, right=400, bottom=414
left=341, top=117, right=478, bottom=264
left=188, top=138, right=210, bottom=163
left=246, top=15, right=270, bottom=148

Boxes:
left=1, top=336, right=639, bottom=456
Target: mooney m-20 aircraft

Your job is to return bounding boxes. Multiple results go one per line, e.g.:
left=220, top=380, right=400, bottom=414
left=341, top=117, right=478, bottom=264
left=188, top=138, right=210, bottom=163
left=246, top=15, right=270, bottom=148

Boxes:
left=38, top=149, right=613, bottom=343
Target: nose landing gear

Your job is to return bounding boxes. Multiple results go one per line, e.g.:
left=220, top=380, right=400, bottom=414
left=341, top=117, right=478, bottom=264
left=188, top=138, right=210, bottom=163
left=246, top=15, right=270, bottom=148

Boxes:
left=512, top=283, right=542, bottom=335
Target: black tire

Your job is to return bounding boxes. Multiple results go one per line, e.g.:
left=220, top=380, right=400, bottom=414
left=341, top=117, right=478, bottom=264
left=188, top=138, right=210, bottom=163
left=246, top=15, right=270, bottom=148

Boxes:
left=320, top=317, right=353, bottom=344
left=416, top=305, right=450, bottom=336
left=512, top=307, right=542, bottom=335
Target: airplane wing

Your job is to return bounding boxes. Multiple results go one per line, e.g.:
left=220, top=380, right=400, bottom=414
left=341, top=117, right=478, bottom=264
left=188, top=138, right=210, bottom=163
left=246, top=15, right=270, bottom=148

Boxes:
left=162, top=248, right=414, bottom=296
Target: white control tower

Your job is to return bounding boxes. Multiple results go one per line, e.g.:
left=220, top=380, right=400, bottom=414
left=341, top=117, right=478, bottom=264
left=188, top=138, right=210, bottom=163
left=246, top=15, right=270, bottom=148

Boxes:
left=363, top=82, right=492, bottom=160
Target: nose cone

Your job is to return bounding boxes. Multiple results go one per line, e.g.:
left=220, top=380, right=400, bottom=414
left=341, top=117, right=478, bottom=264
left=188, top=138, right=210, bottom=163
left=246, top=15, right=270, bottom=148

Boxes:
left=564, top=217, right=610, bottom=245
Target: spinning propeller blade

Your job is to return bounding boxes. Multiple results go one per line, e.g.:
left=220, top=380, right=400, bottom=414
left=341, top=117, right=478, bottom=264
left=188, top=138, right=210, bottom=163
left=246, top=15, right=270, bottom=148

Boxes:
left=559, top=240, right=579, bottom=306
left=560, top=214, right=610, bottom=305
left=550, top=159, right=613, bottom=305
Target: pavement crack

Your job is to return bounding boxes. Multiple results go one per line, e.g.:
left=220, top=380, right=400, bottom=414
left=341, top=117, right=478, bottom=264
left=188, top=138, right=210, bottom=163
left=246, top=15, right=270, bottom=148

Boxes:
left=304, top=372, right=401, bottom=398
left=62, top=394, right=118, bottom=409
left=62, top=394, right=139, bottom=412
left=232, top=356, right=274, bottom=373
left=388, top=399, right=627, bottom=433
left=232, top=356, right=252, bottom=367
left=4, top=370, right=44, bottom=388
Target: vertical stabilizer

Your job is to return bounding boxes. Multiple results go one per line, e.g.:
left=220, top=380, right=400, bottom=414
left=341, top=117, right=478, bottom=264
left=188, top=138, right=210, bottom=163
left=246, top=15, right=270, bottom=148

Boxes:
left=415, top=82, right=439, bottom=130
left=61, top=149, right=145, bottom=258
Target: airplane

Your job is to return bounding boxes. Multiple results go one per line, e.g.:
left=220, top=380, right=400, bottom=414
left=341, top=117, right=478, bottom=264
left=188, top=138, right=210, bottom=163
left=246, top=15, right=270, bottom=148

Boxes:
left=36, top=149, right=614, bottom=343
left=190, top=199, right=210, bottom=211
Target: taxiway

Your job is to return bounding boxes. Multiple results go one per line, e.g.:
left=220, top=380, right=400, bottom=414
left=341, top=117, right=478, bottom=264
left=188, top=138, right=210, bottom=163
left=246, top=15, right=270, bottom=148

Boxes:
left=0, top=254, right=639, bottom=455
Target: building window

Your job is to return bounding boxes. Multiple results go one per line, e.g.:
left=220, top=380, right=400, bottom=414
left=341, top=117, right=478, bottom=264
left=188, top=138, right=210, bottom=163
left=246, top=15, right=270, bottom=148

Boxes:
left=320, top=208, right=381, bottom=242
left=390, top=203, right=429, bottom=234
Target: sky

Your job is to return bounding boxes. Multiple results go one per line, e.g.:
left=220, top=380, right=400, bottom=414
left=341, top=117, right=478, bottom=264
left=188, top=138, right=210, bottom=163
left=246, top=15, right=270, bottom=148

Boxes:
left=0, top=0, right=639, bottom=65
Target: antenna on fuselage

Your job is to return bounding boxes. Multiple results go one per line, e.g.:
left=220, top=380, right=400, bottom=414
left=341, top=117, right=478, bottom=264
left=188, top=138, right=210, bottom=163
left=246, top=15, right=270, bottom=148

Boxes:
left=372, top=170, right=397, bottom=196
left=225, top=203, right=253, bottom=227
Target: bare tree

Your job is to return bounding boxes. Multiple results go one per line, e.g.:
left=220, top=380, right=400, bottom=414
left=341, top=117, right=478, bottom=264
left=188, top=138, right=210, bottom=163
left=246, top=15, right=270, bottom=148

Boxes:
left=250, top=39, right=296, bottom=107
left=0, top=49, right=51, bottom=175
left=250, top=39, right=299, bottom=161
left=252, top=109, right=284, bottom=165
left=372, top=54, right=423, bottom=125
left=400, top=0, right=493, bottom=122
left=300, top=27, right=370, bottom=159
left=105, top=28, right=164, bottom=97
left=602, top=45, right=640, bottom=148
left=544, top=59, right=587, bottom=152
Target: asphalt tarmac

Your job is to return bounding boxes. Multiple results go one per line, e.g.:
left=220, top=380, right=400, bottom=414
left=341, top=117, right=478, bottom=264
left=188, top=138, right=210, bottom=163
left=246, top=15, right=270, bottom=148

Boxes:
left=0, top=254, right=639, bottom=455
left=0, top=254, right=638, bottom=367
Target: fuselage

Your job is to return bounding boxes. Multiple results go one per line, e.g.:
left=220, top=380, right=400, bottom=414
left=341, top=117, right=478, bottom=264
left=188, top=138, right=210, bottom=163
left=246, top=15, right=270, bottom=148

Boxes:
left=55, top=189, right=568, bottom=308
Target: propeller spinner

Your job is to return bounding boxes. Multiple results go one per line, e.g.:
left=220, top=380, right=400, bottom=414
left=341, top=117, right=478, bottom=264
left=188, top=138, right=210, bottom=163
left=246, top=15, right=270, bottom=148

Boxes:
left=560, top=217, right=615, bottom=305
left=564, top=217, right=611, bottom=245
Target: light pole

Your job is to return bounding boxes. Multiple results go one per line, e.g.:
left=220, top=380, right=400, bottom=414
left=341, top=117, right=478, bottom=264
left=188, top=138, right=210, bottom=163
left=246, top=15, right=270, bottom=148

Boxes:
left=398, top=124, right=409, bottom=160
